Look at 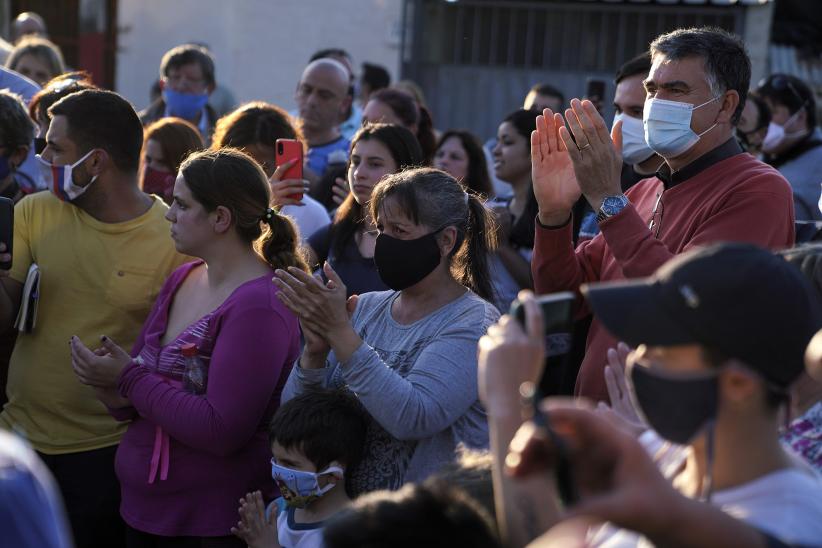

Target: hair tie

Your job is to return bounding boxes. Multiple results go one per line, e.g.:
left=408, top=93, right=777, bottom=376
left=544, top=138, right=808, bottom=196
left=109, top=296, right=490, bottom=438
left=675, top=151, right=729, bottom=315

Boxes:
left=261, top=207, right=276, bottom=224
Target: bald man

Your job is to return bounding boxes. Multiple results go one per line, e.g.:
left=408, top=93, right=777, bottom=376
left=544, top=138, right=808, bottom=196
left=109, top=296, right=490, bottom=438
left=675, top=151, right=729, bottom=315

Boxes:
left=12, top=12, right=47, bottom=43
left=295, top=58, right=352, bottom=177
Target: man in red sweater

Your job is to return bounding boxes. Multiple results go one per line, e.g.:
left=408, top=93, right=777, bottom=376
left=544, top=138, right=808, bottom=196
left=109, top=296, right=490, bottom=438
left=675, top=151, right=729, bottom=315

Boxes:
left=531, top=27, right=794, bottom=402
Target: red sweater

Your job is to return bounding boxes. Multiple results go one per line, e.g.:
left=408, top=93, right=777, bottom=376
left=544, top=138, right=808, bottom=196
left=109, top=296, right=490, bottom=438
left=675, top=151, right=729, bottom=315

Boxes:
left=533, top=152, right=795, bottom=402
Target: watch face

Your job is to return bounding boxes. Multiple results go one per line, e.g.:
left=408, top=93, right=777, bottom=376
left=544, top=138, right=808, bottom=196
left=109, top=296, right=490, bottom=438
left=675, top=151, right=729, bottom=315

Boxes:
left=601, top=195, right=628, bottom=216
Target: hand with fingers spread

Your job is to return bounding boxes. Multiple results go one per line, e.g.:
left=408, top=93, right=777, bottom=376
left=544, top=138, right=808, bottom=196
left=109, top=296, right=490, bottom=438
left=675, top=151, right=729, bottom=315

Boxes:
left=597, top=342, right=647, bottom=437
left=70, top=335, right=132, bottom=388
left=273, top=262, right=363, bottom=363
left=269, top=159, right=309, bottom=208
left=531, top=108, right=583, bottom=227
left=559, top=99, right=624, bottom=212
left=231, top=490, right=280, bottom=548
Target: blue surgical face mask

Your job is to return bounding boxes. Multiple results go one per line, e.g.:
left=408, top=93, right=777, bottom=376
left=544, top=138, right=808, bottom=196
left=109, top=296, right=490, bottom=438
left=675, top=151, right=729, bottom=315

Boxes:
left=162, top=88, right=209, bottom=121
left=643, top=96, right=720, bottom=158
left=271, top=459, right=343, bottom=508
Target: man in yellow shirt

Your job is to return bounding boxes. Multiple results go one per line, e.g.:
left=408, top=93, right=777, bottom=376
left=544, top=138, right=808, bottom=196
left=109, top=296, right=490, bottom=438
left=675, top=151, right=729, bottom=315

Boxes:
left=0, top=89, right=184, bottom=547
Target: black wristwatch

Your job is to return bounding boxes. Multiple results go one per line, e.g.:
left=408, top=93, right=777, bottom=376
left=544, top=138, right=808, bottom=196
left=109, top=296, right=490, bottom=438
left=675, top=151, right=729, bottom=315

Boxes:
left=596, top=194, right=629, bottom=223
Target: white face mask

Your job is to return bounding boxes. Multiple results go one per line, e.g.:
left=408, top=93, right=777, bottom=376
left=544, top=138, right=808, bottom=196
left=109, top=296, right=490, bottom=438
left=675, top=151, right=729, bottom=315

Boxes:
left=37, top=149, right=98, bottom=202
left=643, top=96, right=720, bottom=158
left=761, top=109, right=805, bottom=153
left=613, top=112, right=655, bottom=166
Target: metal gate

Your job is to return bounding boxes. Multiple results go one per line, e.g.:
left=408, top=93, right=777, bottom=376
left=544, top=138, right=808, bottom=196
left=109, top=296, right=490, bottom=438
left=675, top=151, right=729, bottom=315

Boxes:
left=401, top=0, right=744, bottom=140
left=9, top=0, right=118, bottom=89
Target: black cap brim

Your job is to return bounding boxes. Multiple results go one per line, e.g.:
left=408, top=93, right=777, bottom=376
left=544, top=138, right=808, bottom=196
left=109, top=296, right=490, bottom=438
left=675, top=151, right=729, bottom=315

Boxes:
left=581, top=279, right=696, bottom=348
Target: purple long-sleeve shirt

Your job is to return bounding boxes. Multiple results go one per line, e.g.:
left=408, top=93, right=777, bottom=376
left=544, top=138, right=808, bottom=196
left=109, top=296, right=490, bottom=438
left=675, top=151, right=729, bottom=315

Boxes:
left=111, top=261, right=300, bottom=537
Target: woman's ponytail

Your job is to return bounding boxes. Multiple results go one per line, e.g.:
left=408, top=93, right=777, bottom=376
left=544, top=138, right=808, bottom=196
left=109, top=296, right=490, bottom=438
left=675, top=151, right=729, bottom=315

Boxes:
left=257, top=210, right=309, bottom=273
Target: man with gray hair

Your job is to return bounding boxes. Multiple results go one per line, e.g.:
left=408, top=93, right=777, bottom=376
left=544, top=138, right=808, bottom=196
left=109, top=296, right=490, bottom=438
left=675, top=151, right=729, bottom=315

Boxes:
left=0, top=90, right=36, bottom=202
left=531, top=27, right=795, bottom=401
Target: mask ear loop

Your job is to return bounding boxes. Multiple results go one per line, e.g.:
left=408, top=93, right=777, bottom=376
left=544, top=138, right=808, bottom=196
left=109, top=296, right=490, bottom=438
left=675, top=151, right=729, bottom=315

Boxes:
left=700, top=419, right=715, bottom=503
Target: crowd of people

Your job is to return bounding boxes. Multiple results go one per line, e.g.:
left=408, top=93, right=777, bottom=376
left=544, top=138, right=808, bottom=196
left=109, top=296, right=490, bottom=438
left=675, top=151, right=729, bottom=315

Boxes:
left=0, top=10, right=821, bottom=548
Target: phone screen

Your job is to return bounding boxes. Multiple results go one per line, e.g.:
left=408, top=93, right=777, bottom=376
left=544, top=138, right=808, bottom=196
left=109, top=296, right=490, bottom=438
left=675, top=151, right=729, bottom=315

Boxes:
left=586, top=79, right=606, bottom=100
left=513, top=294, right=581, bottom=507
left=0, top=197, right=13, bottom=271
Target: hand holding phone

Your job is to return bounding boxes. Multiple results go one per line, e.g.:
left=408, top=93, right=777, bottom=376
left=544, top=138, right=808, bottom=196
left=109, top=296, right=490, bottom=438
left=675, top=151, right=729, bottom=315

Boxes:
left=0, top=197, right=13, bottom=271
left=510, top=291, right=576, bottom=335
left=275, top=139, right=304, bottom=202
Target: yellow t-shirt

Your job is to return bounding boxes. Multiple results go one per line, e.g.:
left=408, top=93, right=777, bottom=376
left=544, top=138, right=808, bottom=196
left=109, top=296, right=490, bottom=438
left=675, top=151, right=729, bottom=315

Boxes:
left=0, top=192, right=186, bottom=454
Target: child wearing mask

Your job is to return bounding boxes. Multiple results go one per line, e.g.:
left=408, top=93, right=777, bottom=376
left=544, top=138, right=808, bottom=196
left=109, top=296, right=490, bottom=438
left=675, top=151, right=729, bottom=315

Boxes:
left=232, top=389, right=367, bottom=548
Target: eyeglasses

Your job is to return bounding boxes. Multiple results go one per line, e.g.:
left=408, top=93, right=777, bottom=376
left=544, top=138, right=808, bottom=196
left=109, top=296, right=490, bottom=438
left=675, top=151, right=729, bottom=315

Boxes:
left=648, top=192, right=664, bottom=238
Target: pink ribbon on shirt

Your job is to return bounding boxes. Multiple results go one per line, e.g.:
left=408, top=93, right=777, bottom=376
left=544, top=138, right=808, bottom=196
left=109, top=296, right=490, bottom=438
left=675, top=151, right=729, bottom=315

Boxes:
left=148, top=425, right=170, bottom=483
left=147, top=377, right=184, bottom=484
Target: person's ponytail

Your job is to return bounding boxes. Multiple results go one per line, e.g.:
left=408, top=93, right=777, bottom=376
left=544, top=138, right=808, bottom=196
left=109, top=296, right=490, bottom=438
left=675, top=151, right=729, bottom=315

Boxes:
left=256, top=210, right=309, bottom=273
left=454, top=193, right=497, bottom=303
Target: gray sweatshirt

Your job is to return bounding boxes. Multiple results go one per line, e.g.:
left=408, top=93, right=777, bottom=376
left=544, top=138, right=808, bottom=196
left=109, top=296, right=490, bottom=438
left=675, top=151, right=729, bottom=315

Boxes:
left=282, top=289, right=499, bottom=494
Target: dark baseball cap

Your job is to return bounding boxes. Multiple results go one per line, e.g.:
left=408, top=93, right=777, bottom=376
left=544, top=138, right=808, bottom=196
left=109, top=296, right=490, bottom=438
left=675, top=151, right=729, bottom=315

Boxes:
left=581, top=242, right=822, bottom=387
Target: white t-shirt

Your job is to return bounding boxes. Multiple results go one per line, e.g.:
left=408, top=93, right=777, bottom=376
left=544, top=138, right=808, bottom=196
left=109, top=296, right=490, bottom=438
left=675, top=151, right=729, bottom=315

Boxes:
left=591, top=432, right=822, bottom=547
left=266, top=498, right=325, bottom=548
left=281, top=195, right=332, bottom=244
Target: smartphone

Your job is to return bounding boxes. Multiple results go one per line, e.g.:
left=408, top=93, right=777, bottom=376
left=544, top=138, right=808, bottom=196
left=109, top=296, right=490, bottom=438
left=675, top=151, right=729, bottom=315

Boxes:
left=0, top=197, right=12, bottom=271
left=276, top=139, right=304, bottom=201
left=585, top=79, right=606, bottom=101
left=510, top=291, right=576, bottom=335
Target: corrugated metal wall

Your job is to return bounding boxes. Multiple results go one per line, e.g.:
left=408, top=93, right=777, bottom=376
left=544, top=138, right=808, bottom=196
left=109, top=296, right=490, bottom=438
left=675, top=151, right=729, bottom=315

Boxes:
left=402, top=0, right=744, bottom=140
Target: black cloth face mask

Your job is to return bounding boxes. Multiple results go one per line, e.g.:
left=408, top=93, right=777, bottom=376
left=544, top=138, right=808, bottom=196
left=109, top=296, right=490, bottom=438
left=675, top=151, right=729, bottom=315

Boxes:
left=373, top=229, right=443, bottom=291
left=628, top=362, right=719, bottom=445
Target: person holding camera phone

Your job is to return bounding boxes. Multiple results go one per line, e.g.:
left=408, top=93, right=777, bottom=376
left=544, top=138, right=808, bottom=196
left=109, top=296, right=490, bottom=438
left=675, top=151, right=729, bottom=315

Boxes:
left=531, top=27, right=795, bottom=403
left=210, top=101, right=330, bottom=246
left=484, top=244, right=822, bottom=547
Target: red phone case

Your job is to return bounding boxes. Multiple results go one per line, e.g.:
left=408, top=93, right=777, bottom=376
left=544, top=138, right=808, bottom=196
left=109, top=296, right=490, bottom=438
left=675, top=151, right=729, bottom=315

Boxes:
left=276, top=139, right=304, bottom=201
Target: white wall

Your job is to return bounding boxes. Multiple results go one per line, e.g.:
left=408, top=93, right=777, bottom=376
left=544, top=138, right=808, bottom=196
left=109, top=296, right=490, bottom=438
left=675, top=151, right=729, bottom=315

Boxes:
left=116, top=0, right=403, bottom=112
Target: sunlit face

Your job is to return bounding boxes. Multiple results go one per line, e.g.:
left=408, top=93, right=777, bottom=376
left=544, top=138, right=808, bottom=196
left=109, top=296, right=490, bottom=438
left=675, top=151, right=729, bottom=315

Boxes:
left=362, top=99, right=404, bottom=127
left=643, top=56, right=724, bottom=139
left=492, top=121, right=530, bottom=184
left=143, top=139, right=173, bottom=172
left=348, top=138, right=397, bottom=205
left=433, top=136, right=469, bottom=182
left=243, top=142, right=277, bottom=178
left=162, top=62, right=210, bottom=95
left=376, top=195, right=435, bottom=242
left=13, top=53, right=53, bottom=86
left=295, top=64, right=349, bottom=133
left=164, top=174, right=212, bottom=255
left=614, top=74, right=647, bottom=120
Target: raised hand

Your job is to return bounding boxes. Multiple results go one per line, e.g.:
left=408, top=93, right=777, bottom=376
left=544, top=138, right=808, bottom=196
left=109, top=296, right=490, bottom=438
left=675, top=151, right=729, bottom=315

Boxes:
left=478, top=290, right=545, bottom=415
left=231, top=490, right=280, bottom=548
left=531, top=109, right=582, bottom=226
left=331, top=176, right=350, bottom=206
left=559, top=99, right=624, bottom=212
left=269, top=159, right=309, bottom=208
left=596, top=342, right=647, bottom=437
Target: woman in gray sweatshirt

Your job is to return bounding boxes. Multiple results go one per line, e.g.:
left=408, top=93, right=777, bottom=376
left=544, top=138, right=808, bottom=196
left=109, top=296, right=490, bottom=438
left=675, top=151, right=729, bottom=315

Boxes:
left=275, top=167, right=500, bottom=494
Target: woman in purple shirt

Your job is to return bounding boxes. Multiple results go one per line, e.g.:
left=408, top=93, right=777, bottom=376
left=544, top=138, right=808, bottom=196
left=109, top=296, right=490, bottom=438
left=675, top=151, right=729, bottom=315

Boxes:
left=69, top=148, right=305, bottom=546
